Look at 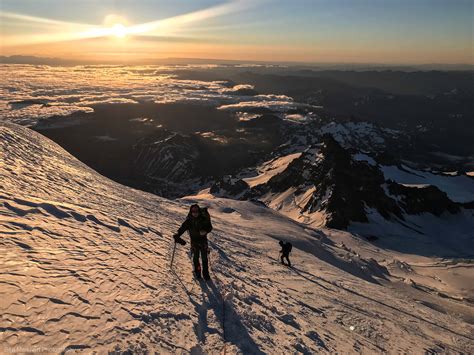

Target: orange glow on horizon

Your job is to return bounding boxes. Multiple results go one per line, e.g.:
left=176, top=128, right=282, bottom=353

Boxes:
left=0, top=1, right=472, bottom=65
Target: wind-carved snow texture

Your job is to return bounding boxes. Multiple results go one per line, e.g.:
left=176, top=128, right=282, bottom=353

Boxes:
left=1, top=122, right=473, bottom=353
left=0, top=65, right=306, bottom=127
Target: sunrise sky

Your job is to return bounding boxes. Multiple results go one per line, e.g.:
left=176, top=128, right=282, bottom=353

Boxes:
left=0, top=0, right=472, bottom=64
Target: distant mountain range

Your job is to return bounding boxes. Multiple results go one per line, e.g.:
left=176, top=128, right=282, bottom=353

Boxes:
left=1, top=62, right=471, bottom=251
left=34, top=101, right=474, bottom=251
left=210, top=135, right=473, bottom=252
left=1, top=55, right=473, bottom=71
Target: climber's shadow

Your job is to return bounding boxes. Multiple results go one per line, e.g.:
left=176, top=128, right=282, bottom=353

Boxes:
left=201, top=280, right=265, bottom=354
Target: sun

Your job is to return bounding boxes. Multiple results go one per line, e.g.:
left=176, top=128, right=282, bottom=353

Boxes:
left=111, top=23, right=127, bottom=38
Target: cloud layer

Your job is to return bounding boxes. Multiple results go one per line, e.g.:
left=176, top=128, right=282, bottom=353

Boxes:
left=0, top=64, right=305, bottom=126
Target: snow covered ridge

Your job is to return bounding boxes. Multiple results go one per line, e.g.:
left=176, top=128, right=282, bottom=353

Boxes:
left=2, top=122, right=474, bottom=353
left=380, top=164, right=474, bottom=203
left=270, top=119, right=410, bottom=161
left=319, top=121, right=401, bottom=151
left=210, top=136, right=474, bottom=252
left=243, top=153, right=303, bottom=188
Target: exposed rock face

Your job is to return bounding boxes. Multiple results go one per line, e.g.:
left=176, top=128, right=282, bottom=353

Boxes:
left=132, top=123, right=283, bottom=198
left=132, top=130, right=203, bottom=197
left=134, top=131, right=200, bottom=181
left=239, top=114, right=282, bottom=129
left=387, top=183, right=460, bottom=216
left=257, top=135, right=402, bottom=228
left=254, top=153, right=308, bottom=192
left=215, top=134, right=469, bottom=230
left=301, top=135, right=403, bottom=228
left=210, top=176, right=249, bottom=197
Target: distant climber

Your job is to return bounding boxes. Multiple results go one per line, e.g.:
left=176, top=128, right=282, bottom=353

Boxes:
left=173, top=204, right=213, bottom=280
left=279, top=240, right=292, bottom=267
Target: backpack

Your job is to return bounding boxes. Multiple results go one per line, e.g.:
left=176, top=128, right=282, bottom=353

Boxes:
left=201, top=207, right=211, bottom=220
left=200, top=207, right=211, bottom=224
left=286, top=242, right=293, bottom=253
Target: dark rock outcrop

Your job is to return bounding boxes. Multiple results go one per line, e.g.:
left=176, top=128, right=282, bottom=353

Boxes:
left=299, top=135, right=402, bottom=228
left=387, top=183, right=460, bottom=216
left=239, top=114, right=282, bottom=129
left=229, top=134, right=465, bottom=230
left=210, top=176, right=249, bottom=197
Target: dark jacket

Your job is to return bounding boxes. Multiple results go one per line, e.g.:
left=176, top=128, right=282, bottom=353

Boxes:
left=176, top=204, right=213, bottom=245
left=280, top=242, right=292, bottom=256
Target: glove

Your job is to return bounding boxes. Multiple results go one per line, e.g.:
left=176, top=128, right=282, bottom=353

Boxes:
left=173, top=234, right=186, bottom=246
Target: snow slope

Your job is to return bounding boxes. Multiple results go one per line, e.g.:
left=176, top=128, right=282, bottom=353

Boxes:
left=1, top=123, right=473, bottom=353
left=242, top=153, right=302, bottom=188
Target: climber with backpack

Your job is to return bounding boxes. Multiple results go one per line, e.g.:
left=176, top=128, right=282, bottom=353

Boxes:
left=173, top=204, right=213, bottom=280
left=279, top=240, right=292, bottom=267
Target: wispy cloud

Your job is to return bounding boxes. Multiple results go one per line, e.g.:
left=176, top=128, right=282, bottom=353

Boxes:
left=130, top=35, right=219, bottom=44
left=1, top=0, right=262, bottom=47
left=129, top=0, right=261, bottom=37
left=0, top=11, right=90, bottom=27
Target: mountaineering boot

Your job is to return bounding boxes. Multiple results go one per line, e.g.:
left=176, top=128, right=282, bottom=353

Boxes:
left=194, top=264, right=202, bottom=279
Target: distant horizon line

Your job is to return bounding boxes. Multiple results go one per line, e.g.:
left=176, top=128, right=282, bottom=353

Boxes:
left=1, top=54, right=473, bottom=69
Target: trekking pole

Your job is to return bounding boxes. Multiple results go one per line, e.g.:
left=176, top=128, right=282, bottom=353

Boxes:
left=170, top=241, right=177, bottom=269
left=222, top=298, right=226, bottom=341
left=208, top=246, right=212, bottom=271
